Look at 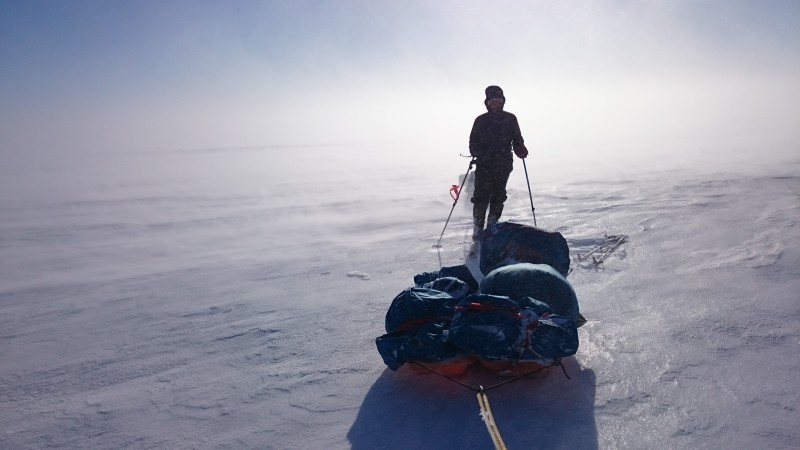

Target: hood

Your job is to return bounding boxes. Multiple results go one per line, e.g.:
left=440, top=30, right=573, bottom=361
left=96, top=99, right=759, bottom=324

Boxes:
left=484, top=85, right=505, bottom=111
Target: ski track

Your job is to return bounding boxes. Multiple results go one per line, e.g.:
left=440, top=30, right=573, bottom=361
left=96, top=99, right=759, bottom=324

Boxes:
left=1, top=151, right=799, bottom=449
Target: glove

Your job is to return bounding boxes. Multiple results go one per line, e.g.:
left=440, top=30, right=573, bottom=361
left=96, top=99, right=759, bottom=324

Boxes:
left=514, top=145, right=528, bottom=159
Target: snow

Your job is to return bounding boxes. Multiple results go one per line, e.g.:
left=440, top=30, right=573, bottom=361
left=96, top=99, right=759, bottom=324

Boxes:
left=1, top=144, right=799, bottom=449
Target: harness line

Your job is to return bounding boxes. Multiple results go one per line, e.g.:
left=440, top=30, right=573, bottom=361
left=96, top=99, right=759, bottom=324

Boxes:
left=411, top=360, right=570, bottom=450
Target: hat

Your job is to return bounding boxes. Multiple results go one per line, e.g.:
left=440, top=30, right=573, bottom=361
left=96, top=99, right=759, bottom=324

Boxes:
left=485, top=85, right=505, bottom=101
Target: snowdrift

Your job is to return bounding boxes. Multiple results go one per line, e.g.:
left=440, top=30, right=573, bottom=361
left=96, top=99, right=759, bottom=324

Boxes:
left=375, top=222, right=579, bottom=376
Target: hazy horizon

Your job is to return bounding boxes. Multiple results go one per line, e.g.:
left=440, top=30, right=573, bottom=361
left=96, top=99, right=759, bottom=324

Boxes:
left=2, top=0, right=799, bottom=171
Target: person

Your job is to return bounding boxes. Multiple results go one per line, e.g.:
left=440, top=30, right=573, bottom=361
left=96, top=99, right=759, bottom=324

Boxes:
left=469, top=85, right=528, bottom=240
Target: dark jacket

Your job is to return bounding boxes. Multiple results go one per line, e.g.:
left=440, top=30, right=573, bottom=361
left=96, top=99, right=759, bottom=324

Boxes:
left=469, top=110, right=524, bottom=168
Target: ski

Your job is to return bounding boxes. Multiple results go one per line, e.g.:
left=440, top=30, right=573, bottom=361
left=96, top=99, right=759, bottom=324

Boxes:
left=575, top=234, right=629, bottom=267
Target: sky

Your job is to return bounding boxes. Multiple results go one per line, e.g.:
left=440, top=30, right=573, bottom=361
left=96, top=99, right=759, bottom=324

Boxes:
left=1, top=0, right=799, bottom=164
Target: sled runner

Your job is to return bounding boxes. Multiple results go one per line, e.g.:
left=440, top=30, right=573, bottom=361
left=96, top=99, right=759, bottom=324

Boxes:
left=575, top=234, right=629, bottom=267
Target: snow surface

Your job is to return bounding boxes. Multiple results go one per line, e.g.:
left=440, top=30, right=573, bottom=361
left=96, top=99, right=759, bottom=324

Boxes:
left=1, top=144, right=799, bottom=449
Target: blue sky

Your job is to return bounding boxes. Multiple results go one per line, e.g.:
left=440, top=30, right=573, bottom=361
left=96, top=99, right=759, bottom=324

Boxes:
left=1, top=0, right=799, bottom=158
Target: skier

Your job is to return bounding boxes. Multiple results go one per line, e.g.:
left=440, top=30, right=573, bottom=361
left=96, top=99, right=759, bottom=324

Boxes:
left=469, top=85, right=528, bottom=240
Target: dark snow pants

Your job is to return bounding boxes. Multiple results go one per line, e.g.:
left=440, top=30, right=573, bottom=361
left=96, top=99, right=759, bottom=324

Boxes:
left=472, top=162, right=512, bottom=229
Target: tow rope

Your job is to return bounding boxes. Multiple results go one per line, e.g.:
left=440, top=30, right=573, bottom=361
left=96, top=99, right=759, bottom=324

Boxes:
left=478, top=389, right=507, bottom=450
left=412, top=360, right=570, bottom=450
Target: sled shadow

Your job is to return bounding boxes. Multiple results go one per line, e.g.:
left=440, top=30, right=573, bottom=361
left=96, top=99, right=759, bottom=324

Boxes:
left=347, top=357, right=598, bottom=449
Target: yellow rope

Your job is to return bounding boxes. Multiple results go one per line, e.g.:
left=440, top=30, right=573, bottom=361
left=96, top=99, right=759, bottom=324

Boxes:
left=477, top=391, right=508, bottom=450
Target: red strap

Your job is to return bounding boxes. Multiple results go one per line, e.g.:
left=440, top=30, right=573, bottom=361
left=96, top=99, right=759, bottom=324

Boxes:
left=393, top=316, right=450, bottom=334
left=456, top=301, right=522, bottom=319
left=450, top=184, right=460, bottom=200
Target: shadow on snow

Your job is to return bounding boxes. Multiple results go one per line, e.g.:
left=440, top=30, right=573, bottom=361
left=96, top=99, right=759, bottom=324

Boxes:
left=347, top=357, right=597, bottom=450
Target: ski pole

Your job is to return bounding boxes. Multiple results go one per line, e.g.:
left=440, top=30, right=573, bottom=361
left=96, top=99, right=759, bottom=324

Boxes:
left=522, top=158, right=537, bottom=227
left=433, top=158, right=475, bottom=248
